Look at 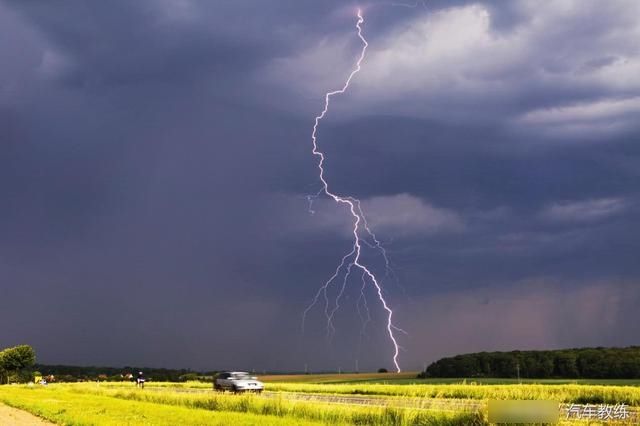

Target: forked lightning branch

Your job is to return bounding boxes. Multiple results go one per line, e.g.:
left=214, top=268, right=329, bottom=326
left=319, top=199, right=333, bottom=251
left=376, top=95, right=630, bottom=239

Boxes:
left=302, top=10, right=405, bottom=373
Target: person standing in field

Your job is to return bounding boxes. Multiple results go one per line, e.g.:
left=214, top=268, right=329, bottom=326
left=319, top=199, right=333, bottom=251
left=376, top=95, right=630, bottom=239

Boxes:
left=136, top=371, right=145, bottom=389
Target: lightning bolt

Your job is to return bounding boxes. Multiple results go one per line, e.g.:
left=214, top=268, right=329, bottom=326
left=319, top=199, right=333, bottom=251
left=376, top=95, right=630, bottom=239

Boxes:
left=356, top=270, right=372, bottom=336
left=301, top=9, right=403, bottom=373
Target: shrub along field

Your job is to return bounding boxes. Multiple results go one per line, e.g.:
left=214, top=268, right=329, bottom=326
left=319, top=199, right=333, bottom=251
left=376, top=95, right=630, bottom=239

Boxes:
left=1, top=376, right=639, bottom=425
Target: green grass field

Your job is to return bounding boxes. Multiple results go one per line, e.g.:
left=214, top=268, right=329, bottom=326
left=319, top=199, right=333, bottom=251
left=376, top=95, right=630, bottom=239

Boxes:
left=1, top=375, right=638, bottom=425
left=0, top=386, right=327, bottom=425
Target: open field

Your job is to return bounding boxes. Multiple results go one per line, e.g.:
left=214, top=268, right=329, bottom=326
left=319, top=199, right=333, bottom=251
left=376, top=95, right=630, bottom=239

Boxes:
left=264, top=382, right=640, bottom=405
left=0, top=386, right=329, bottom=426
left=258, top=373, right=640, bottom=386
left=1, top=376, right=639, bottom=425
left=258, top=372, right=420, bottom=383
left=0, top=384, right=483, bottom=426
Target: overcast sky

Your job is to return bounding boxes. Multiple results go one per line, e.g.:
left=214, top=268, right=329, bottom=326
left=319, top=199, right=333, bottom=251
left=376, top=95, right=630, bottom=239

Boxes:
left=1, top=0, right=639, bottom=372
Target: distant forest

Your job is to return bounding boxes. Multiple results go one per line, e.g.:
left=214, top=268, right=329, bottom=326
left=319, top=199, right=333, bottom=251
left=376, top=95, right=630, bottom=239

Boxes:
left=420, top=347, right=640, bottom=379
left=35, top=364, right=214, bottom=382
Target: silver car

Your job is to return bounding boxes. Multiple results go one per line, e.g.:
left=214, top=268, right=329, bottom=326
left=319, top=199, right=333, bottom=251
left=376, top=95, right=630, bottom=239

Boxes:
left=214, top=371, right=264, bottom=393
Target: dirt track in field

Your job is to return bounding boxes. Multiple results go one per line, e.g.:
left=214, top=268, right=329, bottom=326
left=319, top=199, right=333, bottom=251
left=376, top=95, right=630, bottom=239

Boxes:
left=262, top=391, right=482, bottom=411
left=0, top=403, right=54, bottom=425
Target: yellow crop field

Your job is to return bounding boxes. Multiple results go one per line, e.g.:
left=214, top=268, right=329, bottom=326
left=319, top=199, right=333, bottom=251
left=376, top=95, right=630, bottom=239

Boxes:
left=1, top=377, right=639, bottom=425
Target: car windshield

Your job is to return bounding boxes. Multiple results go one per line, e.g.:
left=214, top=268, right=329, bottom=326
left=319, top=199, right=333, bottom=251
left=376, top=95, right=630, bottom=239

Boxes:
left=231, top=373, right=252, bottom=380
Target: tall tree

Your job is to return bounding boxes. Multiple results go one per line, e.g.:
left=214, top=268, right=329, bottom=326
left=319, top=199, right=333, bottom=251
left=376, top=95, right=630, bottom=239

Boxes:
left=0, top=345, right=36, bottom=384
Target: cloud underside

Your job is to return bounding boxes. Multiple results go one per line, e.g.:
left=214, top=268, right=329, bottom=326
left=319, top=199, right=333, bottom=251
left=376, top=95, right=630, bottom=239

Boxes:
left=541, top=197, right=628, bottom=222
left=267, top=0, right=640, bottom=138
left=298, top=193, right=463, bottom=237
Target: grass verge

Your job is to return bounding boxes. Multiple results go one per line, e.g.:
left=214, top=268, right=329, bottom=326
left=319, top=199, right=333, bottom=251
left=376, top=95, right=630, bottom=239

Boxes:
left=0, top=386, right=323, bottom=425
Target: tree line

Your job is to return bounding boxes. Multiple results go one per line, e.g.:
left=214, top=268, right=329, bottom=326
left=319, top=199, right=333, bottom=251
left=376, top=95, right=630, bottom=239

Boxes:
left=34, top=364, right=215, bottom=382
left=419, top=346, right=640, bottom=379
left=0, top=344, right=215, bottom=383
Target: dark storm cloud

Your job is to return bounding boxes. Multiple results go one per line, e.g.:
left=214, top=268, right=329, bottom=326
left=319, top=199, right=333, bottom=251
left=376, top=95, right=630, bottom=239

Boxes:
left=4, top=1, right=275, bottom=90
left=1, top=0, right=639, bottom=372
